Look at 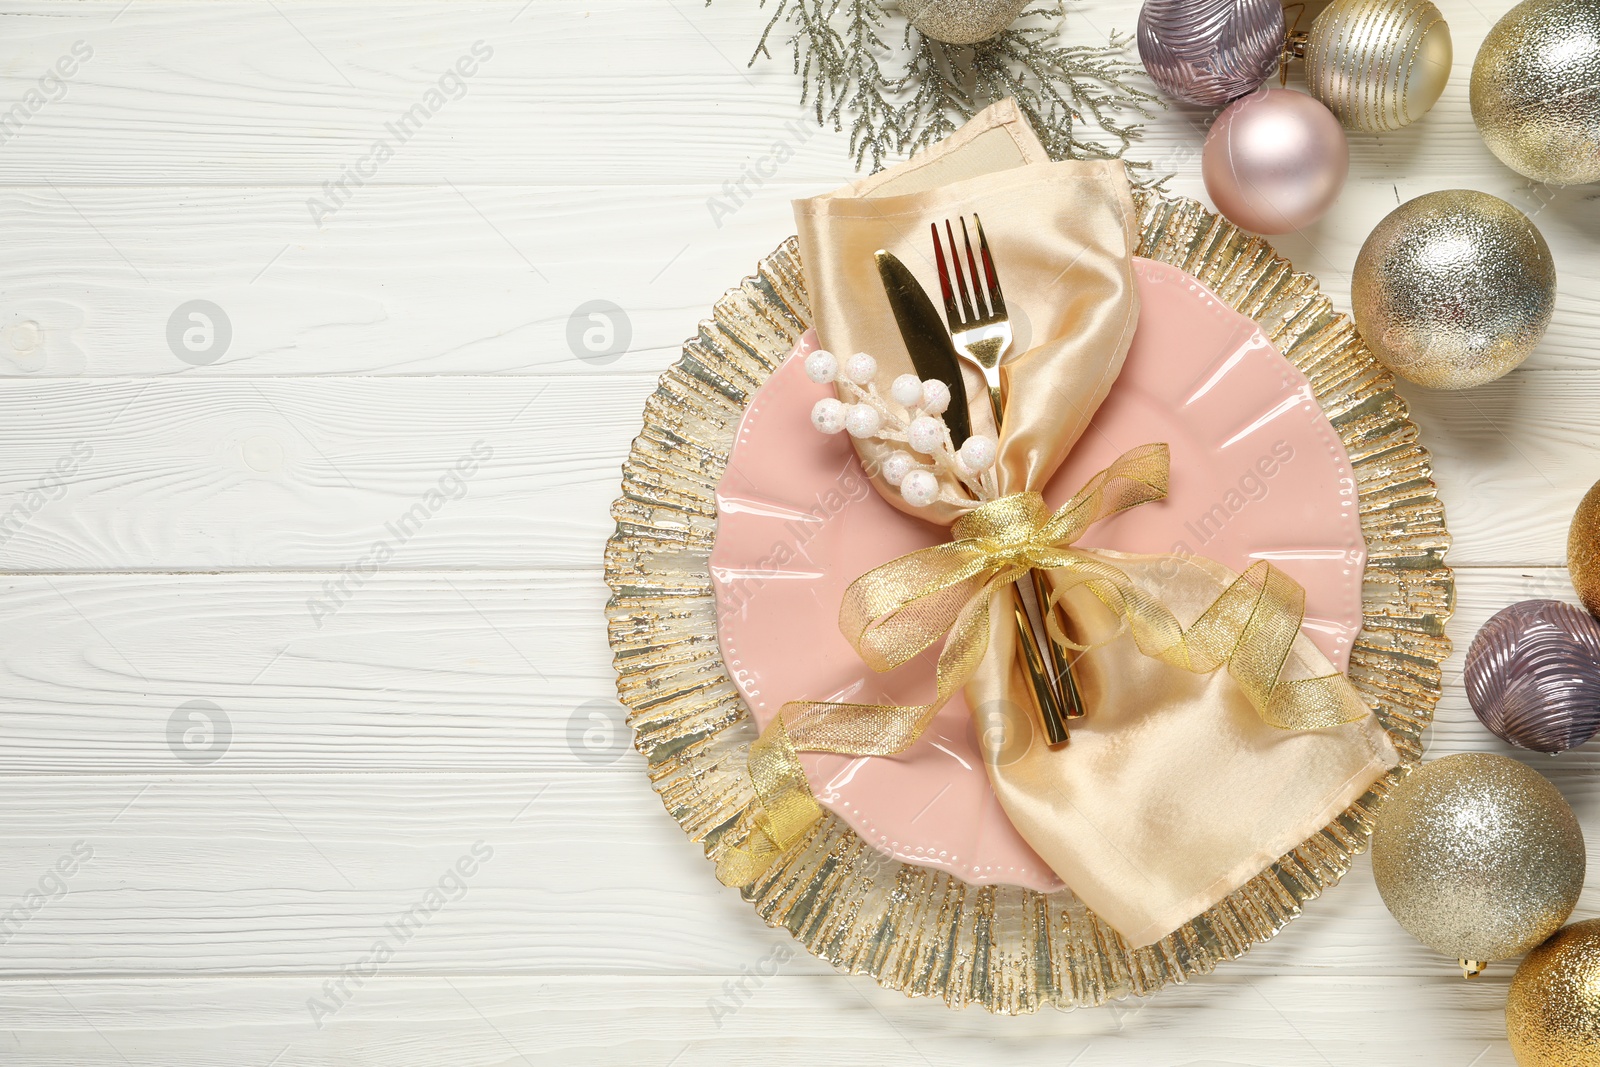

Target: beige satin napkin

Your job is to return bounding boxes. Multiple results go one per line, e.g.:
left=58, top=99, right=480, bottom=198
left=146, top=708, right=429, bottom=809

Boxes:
left=791, top=100, right=1399, bottom=948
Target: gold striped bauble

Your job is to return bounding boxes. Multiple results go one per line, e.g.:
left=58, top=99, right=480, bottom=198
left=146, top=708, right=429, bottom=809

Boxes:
left=1304, top=0, right=1452, bottom=132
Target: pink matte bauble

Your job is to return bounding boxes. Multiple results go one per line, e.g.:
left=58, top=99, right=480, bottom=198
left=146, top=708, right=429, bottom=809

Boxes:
left=1202, top=88, right=1350, bottom=235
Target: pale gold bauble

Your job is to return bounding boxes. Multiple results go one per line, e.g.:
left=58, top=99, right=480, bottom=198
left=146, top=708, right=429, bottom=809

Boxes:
left=899, top=0, right=1029, bottom=44
left=1508, top=920, right=1600, bottom=1066
left=1471, top=0, right=1600, bottom=186
left=1304, top=0, right=1452, bottom=132
left=1353, top=190, right=1556, bottom=390
left=1371, top=753, right=1585, bottom=967
left=1568, top=481, right=1600, bottom=617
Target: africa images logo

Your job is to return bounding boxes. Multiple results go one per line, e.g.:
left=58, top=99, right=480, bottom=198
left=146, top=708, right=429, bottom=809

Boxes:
left=306, top=40, right=494, bottom=229
left=717, top=466, right=872, bottom=615
left=307, top=441, right=493, bottom=627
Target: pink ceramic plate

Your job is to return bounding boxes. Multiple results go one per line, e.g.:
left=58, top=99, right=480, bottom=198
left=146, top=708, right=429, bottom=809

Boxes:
left=710, top=258, right=1366, bottom=893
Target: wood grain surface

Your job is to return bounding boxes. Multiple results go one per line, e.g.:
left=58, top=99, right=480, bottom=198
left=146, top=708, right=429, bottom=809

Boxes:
left=2, top=0, right=1596, bottom=1063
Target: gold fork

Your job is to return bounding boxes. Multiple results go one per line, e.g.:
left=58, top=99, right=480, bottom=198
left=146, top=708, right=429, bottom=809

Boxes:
left=933, top=215, right=1086, bottom=746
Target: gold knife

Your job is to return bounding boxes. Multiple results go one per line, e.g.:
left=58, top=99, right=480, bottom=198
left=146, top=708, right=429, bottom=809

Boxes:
left=875, top=250, right=973, bottom=445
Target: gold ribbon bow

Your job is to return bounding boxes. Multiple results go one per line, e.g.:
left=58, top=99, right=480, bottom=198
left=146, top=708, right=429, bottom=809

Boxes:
left=716, top=444, right=1370, bottom=888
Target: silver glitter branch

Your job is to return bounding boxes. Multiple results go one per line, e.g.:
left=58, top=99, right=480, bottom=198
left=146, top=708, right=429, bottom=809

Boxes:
left=972, top=8, right=1157, bottom=168
left=727, top=0, right=1159, bottom=173
left=840, top=1, right=899, bottom=164
left=899, top=29, right=971, bottom=154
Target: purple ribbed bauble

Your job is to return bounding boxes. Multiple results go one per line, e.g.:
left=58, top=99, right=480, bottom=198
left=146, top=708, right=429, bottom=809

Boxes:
left=1465, top=599, right=1600, bottom=754
left=1137, top=0, right=1285, bottom=105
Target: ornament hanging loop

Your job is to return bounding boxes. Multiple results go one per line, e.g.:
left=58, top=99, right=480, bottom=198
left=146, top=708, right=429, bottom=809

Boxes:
left=1279, top=3, right=1309, bottom=85
left=1460, top=958, right=1488, bottom=979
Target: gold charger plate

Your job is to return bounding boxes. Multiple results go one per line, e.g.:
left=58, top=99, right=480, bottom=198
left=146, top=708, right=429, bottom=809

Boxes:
left=603, top=191, right=1454, bottom=1013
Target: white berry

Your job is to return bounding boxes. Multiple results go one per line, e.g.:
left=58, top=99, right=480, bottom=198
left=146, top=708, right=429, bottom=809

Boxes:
left=958, top=434, right=997, bottom=472
left=881, top=450, right=916, bottom=486
left=844, top=404, right=882, bottom=439
left=844, top=352, right=878, bottom=385
left=900, top=470, right=939, bottom=507
left=890, top=374, right=923, bottom=406
left=920, top=379, right=951, bottom=415
left=907, top=415, right=945, bottom=454
left=811, top=397, right=846, bottom=434
left=804, top=349, right=838, bottom=384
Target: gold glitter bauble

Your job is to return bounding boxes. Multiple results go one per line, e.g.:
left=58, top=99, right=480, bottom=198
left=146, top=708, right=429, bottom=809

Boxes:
left=1568, top=481, right=1600, bottom=617
left=1371, top=753, right=1585, bottom=965
left=1471, top=0, right=1600, bottom=186
left=899, top=0, right=1029, bottom=44
left=1304, top=0, right=1452, bottom=132
left=1508, top=920, right=1600, bottom=1066
left=1352, top=189, right=1556, bottom=390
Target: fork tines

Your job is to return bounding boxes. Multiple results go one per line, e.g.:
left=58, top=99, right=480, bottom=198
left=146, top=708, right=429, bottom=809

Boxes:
left=931, top=215, right=1007, bottom=329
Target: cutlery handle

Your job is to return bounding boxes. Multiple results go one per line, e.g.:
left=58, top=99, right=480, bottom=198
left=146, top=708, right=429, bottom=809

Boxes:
left=1031, top=569, right=1086, bottom=723
left=1010, top=585, right=1070, bottom=748
left=985, top=384, right=1004, bottom=431
left=988, top=371, right=1081, bottom=746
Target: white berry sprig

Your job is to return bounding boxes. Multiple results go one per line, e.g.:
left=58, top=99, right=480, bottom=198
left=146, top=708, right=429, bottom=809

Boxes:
left=804, top=349, right=997, bottom=508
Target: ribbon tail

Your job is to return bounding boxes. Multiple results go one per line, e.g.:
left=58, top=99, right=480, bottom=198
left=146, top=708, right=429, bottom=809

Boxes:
left=1048, top=555, right=1370, bottom=732
left=715, top=711, right=819, bottom=887
left=1261, top=674, right=1373, bottom=731
left=1202, top=560, right=1370, bottom=730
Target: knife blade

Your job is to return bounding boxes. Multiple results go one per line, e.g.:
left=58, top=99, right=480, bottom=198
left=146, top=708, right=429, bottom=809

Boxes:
left=875, top=250, right=972, bottom=446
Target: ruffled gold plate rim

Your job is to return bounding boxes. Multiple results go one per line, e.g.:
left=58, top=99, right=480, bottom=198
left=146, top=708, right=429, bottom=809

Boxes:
left=603, top=190, right=1454, bottom=1013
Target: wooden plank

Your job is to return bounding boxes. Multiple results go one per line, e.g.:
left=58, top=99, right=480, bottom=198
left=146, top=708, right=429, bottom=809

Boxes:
left=0, top=0, right=1544, bottom=192
left=0, top=0, right=855, bottom=186
left=0, top=572, right=616, bottom=773
left=0, top=0, right=1585, bottom=1061
left=0, top=567, right=1576, bottom=772
left=0, top=178, right=1595, bottom=381
left=0, top=184, right=810, bottom=378
left=0, top=567, right=1590, bottom=979
left=0, top=771, right=796, bottom=976
left=0, top=376, right=656, bottom=571
left=0, top=975, right=1521, bottom=1065
left=0, top=765, right=1593, bottom=980
left=1408, top=369, right=1600, bottom=569
left=0, top=568, right=1581, bottom=770
left=0, top=369, right=1587, bottom=570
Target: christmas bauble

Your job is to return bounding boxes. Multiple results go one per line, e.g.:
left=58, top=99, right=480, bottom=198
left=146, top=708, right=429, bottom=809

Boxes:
left=1508, top=920, right=1600, bottom=1067
left=1465, top=600, right=1600, bottom=754
left=1304, top=0, right=1452, bottom=132
left=1136, top=0, right=1284, bottom=106
left=1569, top=480, right=1600, bottom=617
left=1352, top=190, right=1555, bottom=390
left=1201, top=88, right=1348, bottom=234
left=900, top=0, right=1029, bottom=44
left=1471, top=0, right=1600, bottom=186
left=1371, top=753, right=1584, bottom=969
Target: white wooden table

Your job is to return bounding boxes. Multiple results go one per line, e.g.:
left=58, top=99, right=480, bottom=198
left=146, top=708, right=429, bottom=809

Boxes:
left=0, top=1, right=1594, bottom=1063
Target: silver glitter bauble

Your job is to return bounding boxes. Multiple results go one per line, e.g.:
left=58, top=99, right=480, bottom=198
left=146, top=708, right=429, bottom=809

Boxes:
left=1137, top=0, right=1284, bottom=106
left=1471, top=0, right=1600, bottom=186
left=1352, top=190, right=1556, bottom=390
left=900, top=0, right=1029, bottom=44
left=1371, top=753, right=1585, bottom=969
left=1304, top=0, right=1452, bottom=132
